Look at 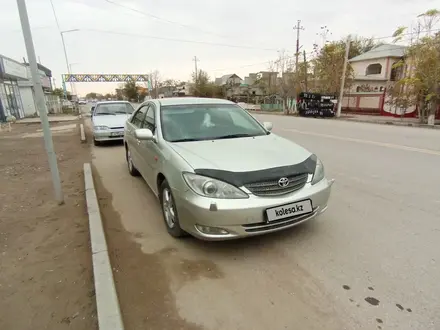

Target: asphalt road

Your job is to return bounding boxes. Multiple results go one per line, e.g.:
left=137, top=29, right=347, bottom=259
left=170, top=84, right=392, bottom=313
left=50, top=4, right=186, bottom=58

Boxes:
left=87, top=107, right=440, bottom=330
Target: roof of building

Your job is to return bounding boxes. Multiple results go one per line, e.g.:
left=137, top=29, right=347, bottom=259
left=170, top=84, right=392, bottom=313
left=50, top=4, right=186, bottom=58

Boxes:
left=158, top=97, right=233, bottom=106
left=349, top=44, right=407, bottom=62
left=215, top=73, right=243, bottom=85
left=22, top=62, right=52, bottom=77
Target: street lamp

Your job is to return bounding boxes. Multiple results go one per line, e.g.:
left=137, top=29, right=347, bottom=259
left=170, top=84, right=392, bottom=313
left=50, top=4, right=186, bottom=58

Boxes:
left=60, top=29, right=80, bottom=96
left=68, top=62, right=80, bottom=96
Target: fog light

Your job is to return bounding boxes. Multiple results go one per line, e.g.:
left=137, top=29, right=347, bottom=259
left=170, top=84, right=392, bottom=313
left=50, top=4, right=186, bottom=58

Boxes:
left=195, top=225, right=229, bottom=235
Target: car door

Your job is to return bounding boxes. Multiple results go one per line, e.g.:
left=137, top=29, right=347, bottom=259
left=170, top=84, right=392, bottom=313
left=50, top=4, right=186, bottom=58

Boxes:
left=137, top=103, right=158, bottom=190
left=125, top=105, right=148, bottom=171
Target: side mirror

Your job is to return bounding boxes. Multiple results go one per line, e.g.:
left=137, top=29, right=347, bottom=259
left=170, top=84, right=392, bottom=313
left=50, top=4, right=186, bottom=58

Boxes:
left=263, top=121, right=273, bottom=131
left=135, top=128, right=154, bottom=141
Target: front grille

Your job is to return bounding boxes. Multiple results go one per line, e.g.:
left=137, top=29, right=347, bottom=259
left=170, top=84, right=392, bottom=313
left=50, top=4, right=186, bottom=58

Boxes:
left=244, top=173, right=308, bottom=196
left=242, top=209, right=317, bottom=233
left=110, top=126, right=124, bottom=130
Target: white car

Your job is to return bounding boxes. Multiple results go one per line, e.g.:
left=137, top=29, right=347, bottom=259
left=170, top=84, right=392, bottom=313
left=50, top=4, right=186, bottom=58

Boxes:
left=91, top=101, right=135, bottom=146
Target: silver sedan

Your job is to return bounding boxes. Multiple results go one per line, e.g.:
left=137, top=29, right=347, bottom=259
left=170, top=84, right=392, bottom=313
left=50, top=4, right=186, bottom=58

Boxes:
left=123, top=97, right=334, bottom=240
left=91, top=101, right=134, bottom=145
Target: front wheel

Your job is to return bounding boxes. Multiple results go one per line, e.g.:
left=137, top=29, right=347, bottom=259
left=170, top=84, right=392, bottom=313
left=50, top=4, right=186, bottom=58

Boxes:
left=160, top=180, right=186, bottom=238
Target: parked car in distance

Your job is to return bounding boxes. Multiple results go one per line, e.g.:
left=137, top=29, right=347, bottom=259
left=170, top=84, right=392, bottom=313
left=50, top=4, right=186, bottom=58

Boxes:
left=92, top=101, right=135, bottom=146
left=78, top=99, right=87, bottom=105
left=124, top=97, right=334, bottom=240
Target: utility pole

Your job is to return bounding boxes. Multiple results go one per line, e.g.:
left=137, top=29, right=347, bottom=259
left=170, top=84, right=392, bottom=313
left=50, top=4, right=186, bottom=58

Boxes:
left=293, top=20, right=304, bottom=99
left=336, top=35, right=351, bottom=118
left=303, top=50, right=308, bottom=92
left=293, top=20, right=304, bottom=75
left=193, top=56, right=199, bottom=83
left=16, top=0, right=63, bottom=204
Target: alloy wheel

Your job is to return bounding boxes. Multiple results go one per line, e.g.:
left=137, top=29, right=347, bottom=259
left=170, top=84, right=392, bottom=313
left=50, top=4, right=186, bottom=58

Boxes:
left=162, top=188, right=176, bottom=228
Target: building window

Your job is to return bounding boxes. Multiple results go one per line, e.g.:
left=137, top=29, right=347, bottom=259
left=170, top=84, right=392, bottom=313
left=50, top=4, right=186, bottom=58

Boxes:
left=366, top=63, right=382, bottom=75
left=390, top=61, right=403, bottom=81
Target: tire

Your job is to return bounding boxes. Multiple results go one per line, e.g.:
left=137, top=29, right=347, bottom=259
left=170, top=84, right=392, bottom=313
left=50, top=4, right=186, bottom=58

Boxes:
left=159, top=180, right=186, bottom=238
left=126, top=147, right=140, bottom=176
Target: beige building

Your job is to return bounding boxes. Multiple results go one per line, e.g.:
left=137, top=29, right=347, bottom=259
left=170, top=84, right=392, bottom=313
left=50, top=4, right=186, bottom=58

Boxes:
left=342, top=44, right=415, bottom=115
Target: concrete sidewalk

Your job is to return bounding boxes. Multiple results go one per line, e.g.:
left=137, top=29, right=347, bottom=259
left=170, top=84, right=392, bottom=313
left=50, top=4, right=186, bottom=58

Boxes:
left=338, top=114, right=440, bottom=129
left=16, top=115, right=79, bottom=124
left=248, top=110, right=440, bottom=129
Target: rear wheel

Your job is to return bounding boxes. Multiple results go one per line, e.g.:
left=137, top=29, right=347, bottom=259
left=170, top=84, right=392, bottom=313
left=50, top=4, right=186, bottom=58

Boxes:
left=160, top=180, right=186, bottom=238
left=126, top=147, right=140, bottom=176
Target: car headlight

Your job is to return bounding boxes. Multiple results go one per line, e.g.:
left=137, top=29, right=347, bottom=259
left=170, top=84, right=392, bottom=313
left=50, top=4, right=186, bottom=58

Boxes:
left=94, top=125, right=109, bottom=131
left=311, top=158, right=325, bottom=185
left=182, top=172, right=248, bottom=199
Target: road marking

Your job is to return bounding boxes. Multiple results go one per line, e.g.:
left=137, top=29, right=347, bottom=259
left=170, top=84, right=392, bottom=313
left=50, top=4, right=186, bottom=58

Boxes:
left=281, top=128, right=440, bottom=156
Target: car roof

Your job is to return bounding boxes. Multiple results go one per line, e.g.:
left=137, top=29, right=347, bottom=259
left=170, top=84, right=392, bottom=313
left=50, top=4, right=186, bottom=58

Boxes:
left=96, top=101, right=130, bottom=105
left=158, top=97, right=234, bottom=107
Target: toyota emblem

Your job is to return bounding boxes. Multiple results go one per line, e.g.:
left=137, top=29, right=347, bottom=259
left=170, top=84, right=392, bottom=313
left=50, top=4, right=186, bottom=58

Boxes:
left=278, top=177, right=289, bottom=187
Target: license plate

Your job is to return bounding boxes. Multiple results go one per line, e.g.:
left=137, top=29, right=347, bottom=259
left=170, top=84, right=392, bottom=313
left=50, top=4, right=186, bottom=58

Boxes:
left=111, top=132, right=123, bottom=137
left=266, top=199, right=313, bottom=222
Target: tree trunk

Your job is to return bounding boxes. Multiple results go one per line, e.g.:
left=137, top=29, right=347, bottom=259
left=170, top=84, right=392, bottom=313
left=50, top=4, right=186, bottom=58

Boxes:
left=427, top=100, right=437, bottom=126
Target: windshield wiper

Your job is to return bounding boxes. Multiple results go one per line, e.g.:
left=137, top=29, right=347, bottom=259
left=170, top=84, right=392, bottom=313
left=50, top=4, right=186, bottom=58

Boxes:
left=95, top=112, right=115, bottom=115
left=214, top=133, right=255, bottom=140
left=115, top=111, right=129, bottom=114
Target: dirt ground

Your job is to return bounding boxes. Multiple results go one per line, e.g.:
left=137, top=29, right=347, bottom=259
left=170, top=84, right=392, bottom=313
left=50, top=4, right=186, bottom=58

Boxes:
left=92, top=169, right=201, bottom=330
left=0, top=122, right=96, bottom=330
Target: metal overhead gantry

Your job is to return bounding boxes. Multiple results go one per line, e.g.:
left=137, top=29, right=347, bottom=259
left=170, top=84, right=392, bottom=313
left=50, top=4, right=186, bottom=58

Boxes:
left=63, top=74, right=150, bottom=83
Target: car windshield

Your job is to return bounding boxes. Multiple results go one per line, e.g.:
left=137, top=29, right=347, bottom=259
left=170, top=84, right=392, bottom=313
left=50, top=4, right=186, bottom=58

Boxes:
left=94, top=103, right=134, bottom=115
left=160, top=104, right=268, bottom=142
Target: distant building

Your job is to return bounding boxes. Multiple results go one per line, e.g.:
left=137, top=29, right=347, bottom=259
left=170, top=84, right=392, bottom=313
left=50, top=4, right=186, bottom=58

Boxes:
left=0, top=54, right=57, bottom=121
left=172, top=82, right=193, bottom=97
left=349, top=44, right=406, bottom=93
left=342, top=44, right=415, bottom=117
left=214, top=74, right=243, bottom=86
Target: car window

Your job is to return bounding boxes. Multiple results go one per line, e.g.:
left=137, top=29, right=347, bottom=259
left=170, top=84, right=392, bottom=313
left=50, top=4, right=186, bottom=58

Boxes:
left=141, top=104, right=156, bottom=133
left=94, top=103, right=134, bottom=116
left=131, top=105, right=148, bottom=128
left=160, top=104, right=267, bottom=142
left=229, top=111, right=257, bottom=130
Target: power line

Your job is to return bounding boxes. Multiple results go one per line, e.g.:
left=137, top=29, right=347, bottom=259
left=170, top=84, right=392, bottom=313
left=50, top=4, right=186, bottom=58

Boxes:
left=82, top=28, right=280, bottom=51
left=211, top=51, right=315, bottom=72
left=103, top=0, right=233, bottom=40
left=368, top=28, right=440, bottom=41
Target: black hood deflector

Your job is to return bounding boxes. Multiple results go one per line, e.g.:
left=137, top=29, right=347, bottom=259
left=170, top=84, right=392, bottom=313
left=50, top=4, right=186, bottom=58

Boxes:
left=194, top=154, right=317, bottom=187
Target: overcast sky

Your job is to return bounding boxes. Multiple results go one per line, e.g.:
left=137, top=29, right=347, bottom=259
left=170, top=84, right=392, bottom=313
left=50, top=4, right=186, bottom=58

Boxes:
left=0, top=0, right=437, bottom=96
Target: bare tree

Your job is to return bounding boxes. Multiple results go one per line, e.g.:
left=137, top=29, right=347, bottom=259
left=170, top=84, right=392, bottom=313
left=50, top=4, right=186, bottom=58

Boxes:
left=146, top=70, right=162, bottom=98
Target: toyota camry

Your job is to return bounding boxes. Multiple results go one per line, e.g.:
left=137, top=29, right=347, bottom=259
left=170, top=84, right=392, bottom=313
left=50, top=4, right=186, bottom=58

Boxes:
left=124, top=97, right=334, bottom=240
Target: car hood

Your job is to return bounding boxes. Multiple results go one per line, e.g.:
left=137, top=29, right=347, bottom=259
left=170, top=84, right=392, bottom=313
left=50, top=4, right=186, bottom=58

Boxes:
left=169, top=134, right=312, bottom=172
left=92, top=114, right=130, bottom=128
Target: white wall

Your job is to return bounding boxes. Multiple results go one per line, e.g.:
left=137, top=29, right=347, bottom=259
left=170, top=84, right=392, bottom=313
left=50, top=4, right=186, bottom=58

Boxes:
left=19, top=86, right=36, bottom=116
left=351, top=58, right=389, bottom=79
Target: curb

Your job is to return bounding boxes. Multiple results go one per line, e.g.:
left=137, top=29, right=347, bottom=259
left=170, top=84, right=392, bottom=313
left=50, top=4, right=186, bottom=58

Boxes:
left=247, top=111, right=440, bottom=129
left=80, top=124, right=86, bottom=143
left=247, top=110, right=285, bottom=115
left=83, top=163, right=125, bottom=330
left=338, top=118, right=440, bottom=129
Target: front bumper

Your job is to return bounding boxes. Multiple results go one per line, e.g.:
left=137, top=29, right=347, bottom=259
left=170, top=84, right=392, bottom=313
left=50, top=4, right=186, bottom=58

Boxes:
left=93, top=129, right=124, bottom=141
left=174, top=177, right=334, bottom=241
